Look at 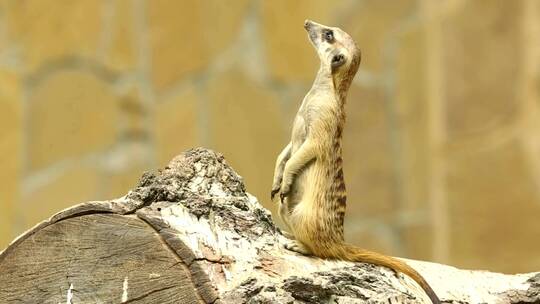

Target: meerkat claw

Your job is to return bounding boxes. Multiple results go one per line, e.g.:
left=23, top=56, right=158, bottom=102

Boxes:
left=280, top=183, right=290, bottom=199
left=270, top=188, right=280, bottom=200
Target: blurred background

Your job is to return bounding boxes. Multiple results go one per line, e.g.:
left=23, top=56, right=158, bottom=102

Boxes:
left=1, top=0, right=540, bottom=274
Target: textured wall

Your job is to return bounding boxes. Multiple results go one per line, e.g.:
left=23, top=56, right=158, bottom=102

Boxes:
left=1, top=0, right=539, bottom=274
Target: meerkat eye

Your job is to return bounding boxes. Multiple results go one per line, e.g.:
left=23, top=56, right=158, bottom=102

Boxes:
left=323, top=30, right=334, bottom=42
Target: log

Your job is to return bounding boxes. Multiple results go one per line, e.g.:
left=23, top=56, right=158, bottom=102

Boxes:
left=1, top=148, right=539, bottom=304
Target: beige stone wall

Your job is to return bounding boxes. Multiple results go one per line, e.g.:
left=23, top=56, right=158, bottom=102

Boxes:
left=1, top=0, right=539, bottom=273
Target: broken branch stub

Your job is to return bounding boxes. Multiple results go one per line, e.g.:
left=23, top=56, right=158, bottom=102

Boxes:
left=0, top=148, right=539, bottom=304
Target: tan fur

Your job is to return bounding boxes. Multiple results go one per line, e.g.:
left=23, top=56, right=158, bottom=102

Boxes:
left=271, top=20, right=441, bottom=304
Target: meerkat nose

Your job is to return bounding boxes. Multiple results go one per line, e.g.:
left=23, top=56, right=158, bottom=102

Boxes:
left=304, top=19, right=313, bottom=30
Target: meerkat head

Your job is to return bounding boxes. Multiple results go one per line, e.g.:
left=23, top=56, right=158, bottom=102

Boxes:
left=304, top=20, right=361, bottom=91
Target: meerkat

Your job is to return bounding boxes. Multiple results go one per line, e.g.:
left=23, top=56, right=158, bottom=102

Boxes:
left=271, top=20, right=441, bottom=304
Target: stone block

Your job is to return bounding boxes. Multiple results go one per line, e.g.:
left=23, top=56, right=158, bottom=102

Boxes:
left=103, top=165, right=147, bottom=199
left=343, top=85, right=397, bottom=220
left=442, top=1, right=522, bottom=140
left=27, top=70, right=118, bottom=170
left=154, top=85, right=199, bottom=167
left=345, top=220, right=399, bottom=256
left=206, top=69, right=286, bottom=210
left=402, top=223, right=434, bottom=261
left=104, top=0, right=136, bottom=72
left=345, top=0, right=416, bottom=75
left=148, top=0, right=249, bottom=90
left=18, top=165, right=101, bottom=236
left=447, top=139, right=540, bottom=273
left=260, top=0, right=347, bottom=83
left=0, top=71, right=21, bottom=249
left=6, top=0, right=103, bottom=70
left=118, top=88, right=147, bottom=140
left=395, top=25, right=430, bottom=213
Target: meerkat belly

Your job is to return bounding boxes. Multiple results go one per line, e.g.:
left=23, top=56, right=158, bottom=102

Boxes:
left=290, top=160, right=338, bottom=240
left=287, top=161, right=312, bottom=208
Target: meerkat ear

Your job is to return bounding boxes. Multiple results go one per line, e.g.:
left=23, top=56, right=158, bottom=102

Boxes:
left=331, top=53, right=346, bottom=71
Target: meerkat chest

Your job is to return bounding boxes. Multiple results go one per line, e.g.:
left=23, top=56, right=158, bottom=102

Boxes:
left=290, top=114, right=307, bottom=152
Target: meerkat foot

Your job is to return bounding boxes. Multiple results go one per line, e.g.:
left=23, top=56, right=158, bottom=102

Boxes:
left=284, top=240, right=312, bottom=255
left=281, top=230, right=295, bottom=239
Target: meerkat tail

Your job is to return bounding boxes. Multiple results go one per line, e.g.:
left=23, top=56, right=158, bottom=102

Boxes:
left=337, top=244, right=441, bottom=304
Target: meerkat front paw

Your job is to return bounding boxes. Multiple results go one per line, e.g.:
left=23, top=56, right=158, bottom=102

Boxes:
left=279, top=181, right=291, bottom=203
left=284, top=240, right=312, bottom=256
left=270, top=182, right=281, bottom=200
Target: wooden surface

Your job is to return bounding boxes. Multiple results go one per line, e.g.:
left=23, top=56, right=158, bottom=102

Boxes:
left=1, top=148, right=539, bottom=304
left=0, top=213, right=206, bottom=304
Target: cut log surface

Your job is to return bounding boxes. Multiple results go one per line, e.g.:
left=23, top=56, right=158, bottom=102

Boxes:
left=1, top=148, right=539, bottom=304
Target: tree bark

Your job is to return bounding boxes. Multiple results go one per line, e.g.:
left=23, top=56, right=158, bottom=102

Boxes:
left=1, top=148, right=538, bottom=304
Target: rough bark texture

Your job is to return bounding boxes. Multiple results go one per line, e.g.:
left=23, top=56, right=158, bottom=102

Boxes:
left=1, top=148, right=539, bottom=304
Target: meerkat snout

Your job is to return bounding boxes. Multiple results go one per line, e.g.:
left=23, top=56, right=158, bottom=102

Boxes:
left=304, top=19, right=319, bottom=45
left=304, top=19, right=312, bottom=30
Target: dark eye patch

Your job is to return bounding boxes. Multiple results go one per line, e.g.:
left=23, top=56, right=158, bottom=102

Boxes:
left=323, top=30, right=334, bottom=43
